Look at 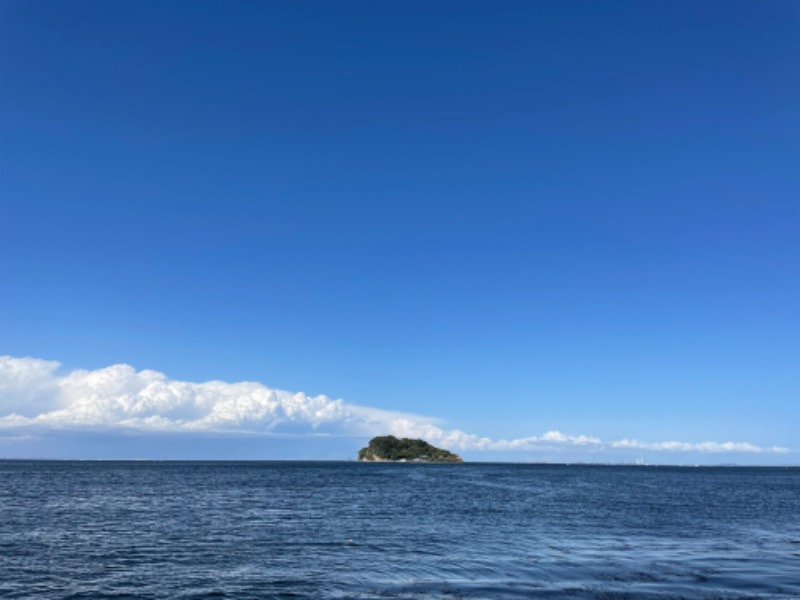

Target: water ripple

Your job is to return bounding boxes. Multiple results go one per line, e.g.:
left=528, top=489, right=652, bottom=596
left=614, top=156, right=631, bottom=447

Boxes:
left=1, top=462, right=799, bottom=598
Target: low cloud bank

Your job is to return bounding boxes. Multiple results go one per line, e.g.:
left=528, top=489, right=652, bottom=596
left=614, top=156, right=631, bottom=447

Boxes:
left=0, top=356, right=789, bottom=455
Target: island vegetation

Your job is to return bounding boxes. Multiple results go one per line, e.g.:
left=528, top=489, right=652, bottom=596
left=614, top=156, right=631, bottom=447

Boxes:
left=358, top=435, right=462, bottom=463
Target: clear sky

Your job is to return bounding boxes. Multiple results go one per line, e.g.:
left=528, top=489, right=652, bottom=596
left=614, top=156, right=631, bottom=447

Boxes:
left=1, top=0, right=798, bottom=463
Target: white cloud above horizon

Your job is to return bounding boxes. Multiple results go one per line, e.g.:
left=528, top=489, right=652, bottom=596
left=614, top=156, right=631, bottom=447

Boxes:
left=0, top=355, right=790, bottom=456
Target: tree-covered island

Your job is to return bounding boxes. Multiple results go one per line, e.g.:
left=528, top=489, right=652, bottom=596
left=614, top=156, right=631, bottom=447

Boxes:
left=358, top=435, right=463, bottom=463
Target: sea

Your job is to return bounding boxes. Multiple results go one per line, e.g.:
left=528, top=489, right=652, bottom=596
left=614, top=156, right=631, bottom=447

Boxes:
left=1, top=461, right=798, bottom=599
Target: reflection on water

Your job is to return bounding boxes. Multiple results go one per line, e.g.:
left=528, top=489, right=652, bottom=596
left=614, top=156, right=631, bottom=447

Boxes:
left=1, top=461, right=798, bottom=598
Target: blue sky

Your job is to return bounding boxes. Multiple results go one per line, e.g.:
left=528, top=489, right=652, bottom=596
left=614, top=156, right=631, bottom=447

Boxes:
left=1, top=1, right=798, bottom=463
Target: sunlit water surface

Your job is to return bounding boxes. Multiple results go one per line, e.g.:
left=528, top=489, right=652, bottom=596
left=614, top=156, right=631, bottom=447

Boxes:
left=1, top=461, right=799, bottom=598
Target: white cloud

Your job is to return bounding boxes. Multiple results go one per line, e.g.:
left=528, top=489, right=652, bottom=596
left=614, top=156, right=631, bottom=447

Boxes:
left=0, top=356, right=437, bottom=438
left=0, top=355, right=790, bottom=455
left=0, top=355, right=61, bottom=417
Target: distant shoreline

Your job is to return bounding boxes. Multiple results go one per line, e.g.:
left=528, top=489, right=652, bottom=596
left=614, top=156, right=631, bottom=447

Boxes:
left=1, top=458, right=798, bottom=468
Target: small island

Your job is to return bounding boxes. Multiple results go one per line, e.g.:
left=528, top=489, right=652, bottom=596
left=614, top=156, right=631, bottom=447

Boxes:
left=358, top=435, right=463, bottom=463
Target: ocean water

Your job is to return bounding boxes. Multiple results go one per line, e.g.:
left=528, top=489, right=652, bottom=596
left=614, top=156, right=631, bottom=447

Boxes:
left=1, top=462, right=798, bottom=599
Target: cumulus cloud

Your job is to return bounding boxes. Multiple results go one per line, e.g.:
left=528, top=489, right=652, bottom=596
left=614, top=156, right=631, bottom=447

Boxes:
left=0, top=355, right=61, bottom=417
left=385, top=419, right=788, bottom=454
left=0, top=355, right=789, bottom=455
left=0, top=356, right=436, bottom=438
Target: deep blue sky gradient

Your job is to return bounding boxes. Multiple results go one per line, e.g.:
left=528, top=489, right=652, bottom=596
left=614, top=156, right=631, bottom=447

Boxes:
left=1, top=1, right=798, bottom=455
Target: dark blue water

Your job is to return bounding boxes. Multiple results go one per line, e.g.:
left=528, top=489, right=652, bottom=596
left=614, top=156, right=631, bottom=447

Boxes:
left=1, top=462, right=798, bottom=598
